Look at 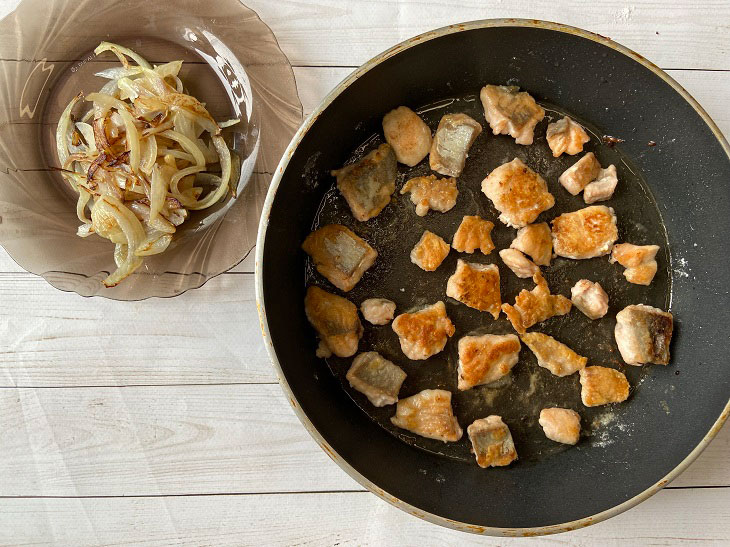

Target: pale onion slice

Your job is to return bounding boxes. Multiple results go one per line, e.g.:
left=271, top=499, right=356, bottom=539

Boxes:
left=218, top=118, right=240, bottom=129
left=135, top=230, right=173, bottom=256
left=149, top=164, right=170, bottom=222
left=157, top=147, right=195, bottom=163
left=160, top=129, right=206, bottom=166
left=93, top=195, right=146, bottom=287
left=56, top=92, right=83, bottom=168
left=74, top=122, right=97, bottom=154
left=95, top=41, right=152, bottom=69
left=189, top=135, right=231, bottom=210
left=140, top=136, right=157, bottom=175
left=77, top=223, right=94, bottom=237
left=76, top=187, right=92, bottom=223
left=154, top=60, right=183, bottom=79
left=85, top=93, right=142, bottom=173
left=95, top=66, right=144, bottom=80
left=170, top=165, right=206, bottom=206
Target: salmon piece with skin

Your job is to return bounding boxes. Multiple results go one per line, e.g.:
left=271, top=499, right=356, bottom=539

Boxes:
left=391, top=389, right=463, bottom=442
left=391, top=301, right=455, bottom=360
left=429, top=113, right=482, bottom=177
left=551, top=205, right=618, bottom=259
left=482, top=158, right=555, bottom=228
left=451, top=215, right=495, bottom=255
left=457, top=334, right=521, bottom=390
left=346, top=352, right=406, bottom=407
left=302, top=224, right=377, bottom=291
left=467, top=416, right=518, bottom=467
left=304, top=286, right=363, bottom=358
left=614, top=304, right=673, bottom=365
left=331, top=143, right=397, bottom=221
left=446, top=260, right=502, bottom=318
left=480, top=85, right=545, bottom=145
left=382, top=106, right=432, bottom=166
left=546, top=116, right=590, bottom=157
left=502, top=272, right=572, bottom=334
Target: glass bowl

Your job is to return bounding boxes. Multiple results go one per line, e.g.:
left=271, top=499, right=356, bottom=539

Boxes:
left=0, top=0, right=302, bottom=299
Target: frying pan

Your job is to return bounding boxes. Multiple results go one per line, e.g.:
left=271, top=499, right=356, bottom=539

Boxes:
left=255, top=20, right=730, bottom=535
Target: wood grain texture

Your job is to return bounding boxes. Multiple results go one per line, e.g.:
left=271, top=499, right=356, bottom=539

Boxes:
left=3, top=488, right=730, bottom=546
left=0, top=384, right=726, bottom=497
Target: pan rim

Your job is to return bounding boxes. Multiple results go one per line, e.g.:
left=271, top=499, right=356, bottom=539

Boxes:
left=255, top=18, right=730, bottom=536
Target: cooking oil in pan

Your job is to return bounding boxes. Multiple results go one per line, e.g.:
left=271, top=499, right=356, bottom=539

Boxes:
left=305, top=93, right=671, bottom=464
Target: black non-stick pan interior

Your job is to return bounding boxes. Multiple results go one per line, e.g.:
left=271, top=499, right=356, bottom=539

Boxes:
left=260, top=23, right=730, bottom=530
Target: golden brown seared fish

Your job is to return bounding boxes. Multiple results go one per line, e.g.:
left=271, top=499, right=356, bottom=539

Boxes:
left=559, top=152, right=602, bottom=196
left=502, top=273, right=571, bottom=334
left=499, top=248, right=539, bottom=279
left=546, top=116, right=590, bottom=157
left=551, top=205, right=618, bottom=259
left=481, top=158, right=555, bottom=228
left=480, top=84, right=545, bottom=145
left=451, top=215, right=495, bottom=255
left=610, top=243, right=660, bottom=286
left=331, top=143, right=397, bottom=221
left=304, top=286, right=363, bottom=358
left=382, top=106, right=432, bottom=167
left=579, top=366, right=630, bottom=407
left=391, top=389, right=463, bottom=442
left=467, top=416, right=517, bottom=468
left=302, top=224, right=377, bottom=291
left=400, top=174, right=458, bottom=217
left=457, top=334, right=521, bottom=391
left=346, top=351, right=406, bottom=407
left=521, top=332, right=587, bottom=377
left=539, top=408, right=581, bottom=445
left=570, top=279, right=609, bottom=320
left=615, top=304, right=673, bottom=365
left=510, top=222, right=552, bottom=266
left=446, top=260, right=502, bottom=318
left=360, top=298, right=396, bottom=326
left=391, top=301, right=455, bottom=360
left=410, top=230, right=450, bottom=272
left=429, top=113, right=482, bottom=177
left=584, top=165, right=618, bottom=204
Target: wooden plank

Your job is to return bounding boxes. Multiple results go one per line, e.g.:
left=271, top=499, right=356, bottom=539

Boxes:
left=2, top=488, right=730, bottom=546
left=0, top=273, right=275, bottom=386
left=245, top=0, right=730, bottom=71
left=0, top=384, right=727, bottom=497
left=0, top=1, right=728, bottom=70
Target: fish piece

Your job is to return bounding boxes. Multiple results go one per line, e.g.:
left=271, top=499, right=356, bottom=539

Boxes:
left=502, top=273, right=572, bottom=334
left=559, top=152, right=602, bottom=195
left=539, top=408, right=581, bottom=445
left=499, top=248, right=539, bottom=279
left=302, top=224, right=377, bottom=291
left=346, top=351, right=407, bottom=407
left=551, top=205, right=618, bottom=259
left=546, top=116, right=590, bottom=157
left=584, top=165, right=618, bottom=204
left=331, top=143, right=397, bottom=221
left=457, top=334, right=521, bottom=390
left=304, top=286, right=363, bottom=358
left=510, top=222, right=552, bottom=266
left=391, top=389, right=463, bottom=442
left=570, top=279, right=609, bottom=320
left=360, top=298, right=396, bottom=325
left=615, top=304, right=673, bottom=365
left=481, top=158, right=555, bottom=228
left=610, top=243, right=660, bottom=286
left=446, top=260, right=501, bottom=318
left=467, top=416, right=517, bottom=468
left=410, top=230, right=450, bottom=272
left=429, top=113, right=482, bottom=177
left=521, top=332, right=587, bottom=377
left=400, top=174, right=458, bottom=216
left=479, top=84, right=545, bottom=145
left=579, top=366, right=630, bottom=407
left=452, top=215, right=495, bottom=255
left=392, top=301, right=455, bottom=360
left=382, top=106, right=432, bottom=166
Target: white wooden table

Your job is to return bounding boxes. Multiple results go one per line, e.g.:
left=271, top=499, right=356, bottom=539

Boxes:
left=1, top=1, right=729, bottom=544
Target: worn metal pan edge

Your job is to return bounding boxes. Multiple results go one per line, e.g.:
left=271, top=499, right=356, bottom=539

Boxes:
left=255, top=18, right=730, bottom=536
